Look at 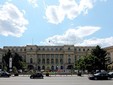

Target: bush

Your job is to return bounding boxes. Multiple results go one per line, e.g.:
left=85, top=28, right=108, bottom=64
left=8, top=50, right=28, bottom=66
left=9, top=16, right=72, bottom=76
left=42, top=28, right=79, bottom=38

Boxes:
left=46, top=72, right=49, bottom=76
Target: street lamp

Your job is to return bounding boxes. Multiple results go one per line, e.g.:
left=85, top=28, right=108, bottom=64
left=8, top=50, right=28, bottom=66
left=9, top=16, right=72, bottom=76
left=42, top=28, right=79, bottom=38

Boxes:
left=9, top=53, right=13, bottom=72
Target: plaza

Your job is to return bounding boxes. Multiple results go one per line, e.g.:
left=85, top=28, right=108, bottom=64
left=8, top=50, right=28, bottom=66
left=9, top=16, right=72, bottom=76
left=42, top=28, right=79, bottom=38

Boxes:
left=0, top=75, right=113, bottom=85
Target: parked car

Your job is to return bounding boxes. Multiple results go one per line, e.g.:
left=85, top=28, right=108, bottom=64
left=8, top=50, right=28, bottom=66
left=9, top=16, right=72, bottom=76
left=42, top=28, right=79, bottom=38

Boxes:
left=0, top=71, right=11, bottom=77
left=88, top=71, right=111, bottom=80
left=108, top=72, right=113, bottom=78
left=30, top=73, right=44, bottom=79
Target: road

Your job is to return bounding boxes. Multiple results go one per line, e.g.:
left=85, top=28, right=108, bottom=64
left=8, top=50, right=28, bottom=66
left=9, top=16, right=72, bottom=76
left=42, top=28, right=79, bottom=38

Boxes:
left=0, top=75, right=113, bottom=85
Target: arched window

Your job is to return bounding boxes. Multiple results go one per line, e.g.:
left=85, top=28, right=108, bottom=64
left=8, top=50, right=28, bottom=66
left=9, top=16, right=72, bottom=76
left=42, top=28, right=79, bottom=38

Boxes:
left=61, top=66, right=63, bottom=69
left=68, top=47, right=70, bottom=50
left=42, top=66, right=45, bottom=70
left=56, top=66, right=58, bottom=70
left=51, top=66, right=54, bottom=71
left=60, top=59, right=63, bottom=64
left=38, top=66, right=41, bottom=71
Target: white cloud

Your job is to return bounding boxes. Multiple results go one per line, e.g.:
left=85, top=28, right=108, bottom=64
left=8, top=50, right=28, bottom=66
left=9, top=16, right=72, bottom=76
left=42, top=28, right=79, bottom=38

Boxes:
left=45, top=0, right=108, bottom=24
left=41, top=26, right=113, bottom=47
left=78, top=37, right=113, bottom=47
left=41, top=26, right=100, bottom=45
left=45, top=0, right=95, bottom=24
left=28, top=0, right=38, bottom=8
left=0, top=3, right=28, bottom=37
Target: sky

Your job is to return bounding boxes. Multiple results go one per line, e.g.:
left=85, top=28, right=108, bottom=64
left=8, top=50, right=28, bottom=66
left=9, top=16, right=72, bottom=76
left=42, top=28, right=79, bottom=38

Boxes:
left=0, top=0, right=113, bottom=48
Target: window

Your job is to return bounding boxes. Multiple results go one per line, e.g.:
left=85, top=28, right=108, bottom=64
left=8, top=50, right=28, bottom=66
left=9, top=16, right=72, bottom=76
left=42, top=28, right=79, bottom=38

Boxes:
left=42, top=66, right=45, bottom=70
left=24, top=49, right=26, bottom=51
left=56, top=58, right=58, bottom=64
left=42, top=48, right=45, bottom=51
left=56, top=48, right=58, bottom=51
left=42, top=59, right=45, bottom=64
left=38, top=58, right=41, bottom=64
left=51, top=66, right=54, bottom=71
left=38, top=48, right=40, bottom=50
left=78, top=48, right=81, bottom=52
left=30, top=48, right=32, bottom=51
left=20, top=48, right=22, bottom=51
left=75, top=48, right=76, bottom=51
left=75, top=55, right=76, bottom=61
left=83, top=49, right=85, bottom=51
left=51, top=59, right=54, bottom=64
left=51, top=54, right=54, bottom=58
left=68, top=47, right=70, bottom=50
left=56, top=66, right=58, bottom=70
left=51, top=48, right=53, bottom=51
left=30, top=58, right=33, bottom=63
left=68, top=58, right=71, bottom=64
left=60, top=54, right=63, bottom=58
left=60, top=66, right=63, bottom=69
left=60, top=48, right=62, bottom=51
left=47, top=59, right=49, bottom=64
left=60, top=59, right=63, bottom=64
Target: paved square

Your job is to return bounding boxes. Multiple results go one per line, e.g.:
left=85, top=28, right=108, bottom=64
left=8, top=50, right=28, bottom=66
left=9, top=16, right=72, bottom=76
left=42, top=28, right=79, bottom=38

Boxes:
left=0, top=75, right=113, bottom=85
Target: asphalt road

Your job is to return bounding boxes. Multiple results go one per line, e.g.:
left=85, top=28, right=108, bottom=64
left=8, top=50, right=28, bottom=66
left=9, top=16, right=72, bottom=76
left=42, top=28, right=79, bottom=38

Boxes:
left=0, top=75, right=113, bottom=85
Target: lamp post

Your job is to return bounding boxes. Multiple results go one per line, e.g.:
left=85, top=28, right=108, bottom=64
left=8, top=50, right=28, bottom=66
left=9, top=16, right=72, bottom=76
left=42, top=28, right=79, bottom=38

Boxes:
left=9, top=53, right=13, bottom=72
left=9, top=57, right=12, bottom=72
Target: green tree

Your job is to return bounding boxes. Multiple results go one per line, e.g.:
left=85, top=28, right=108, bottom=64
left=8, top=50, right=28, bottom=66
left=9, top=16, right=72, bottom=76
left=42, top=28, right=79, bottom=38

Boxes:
left=75, top=58, right=86, bottom=71
left=2, top=50, right=12, bottom=71
left=13, top=66, right=18, bottom=74
left=75, top=45, right=108, bottom=73
left=12, top=53, right=23, bottom=70
left=2, top=50, right=26, bottom=71
left=91, top=45, right=107, bottom=70
left=84, top=55, right=97, bottom=72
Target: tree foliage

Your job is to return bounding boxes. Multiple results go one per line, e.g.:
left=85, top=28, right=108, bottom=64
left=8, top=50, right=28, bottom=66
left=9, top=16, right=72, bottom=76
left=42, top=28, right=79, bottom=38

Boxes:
left=2, top=50, right=26, bottom=71
left=12, top=53, right=23, bottom=70
left=2, top=50, right=12, bottom=71
left=76, top=45, right=108, bottom=72
left=91, top=45, right=107, bottom=70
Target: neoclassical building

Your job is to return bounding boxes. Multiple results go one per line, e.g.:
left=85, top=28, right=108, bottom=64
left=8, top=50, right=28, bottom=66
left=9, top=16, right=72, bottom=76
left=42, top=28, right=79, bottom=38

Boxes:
left=2, top=45, right=94, bottom=71
left=0, top=45, right=113, bottom=71
left=104, top=46, right=113, bottom=65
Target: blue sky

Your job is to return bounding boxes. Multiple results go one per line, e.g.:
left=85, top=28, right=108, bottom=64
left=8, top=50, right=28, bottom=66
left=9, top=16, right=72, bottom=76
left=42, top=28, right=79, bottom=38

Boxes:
left=0, top=0, right=113, bottom=48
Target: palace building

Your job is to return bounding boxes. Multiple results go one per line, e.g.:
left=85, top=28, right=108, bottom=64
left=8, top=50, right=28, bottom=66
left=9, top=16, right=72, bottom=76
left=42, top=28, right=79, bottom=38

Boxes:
left=0, top=45, right=113, bottom=71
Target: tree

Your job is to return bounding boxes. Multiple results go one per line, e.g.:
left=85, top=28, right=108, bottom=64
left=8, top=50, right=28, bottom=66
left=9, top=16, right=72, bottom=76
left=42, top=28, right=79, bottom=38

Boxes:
left=2, top=50, right=26, bottom=71
left=2, top=50, right=12, bottom=71
left=75, top=58, right=86, bottom=71
left=12, top=53, right=23, bottom=70
left=83, top=55, right=97, bottom=72
left=75, top=45, right=108, bottom=73
left=13, top=66, right=18, bottom=74
left=91, top=45, right=107, bottom=70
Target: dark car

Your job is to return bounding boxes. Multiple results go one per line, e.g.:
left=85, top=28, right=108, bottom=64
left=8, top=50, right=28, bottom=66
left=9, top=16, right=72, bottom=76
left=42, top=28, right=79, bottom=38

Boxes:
left=108, top=72, right=113, bottom=78
left=88, top=72, right=111, bottom=80
left=30, top=73, right=44, bottom=79
left=0, top=71, right=11, bottom=77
